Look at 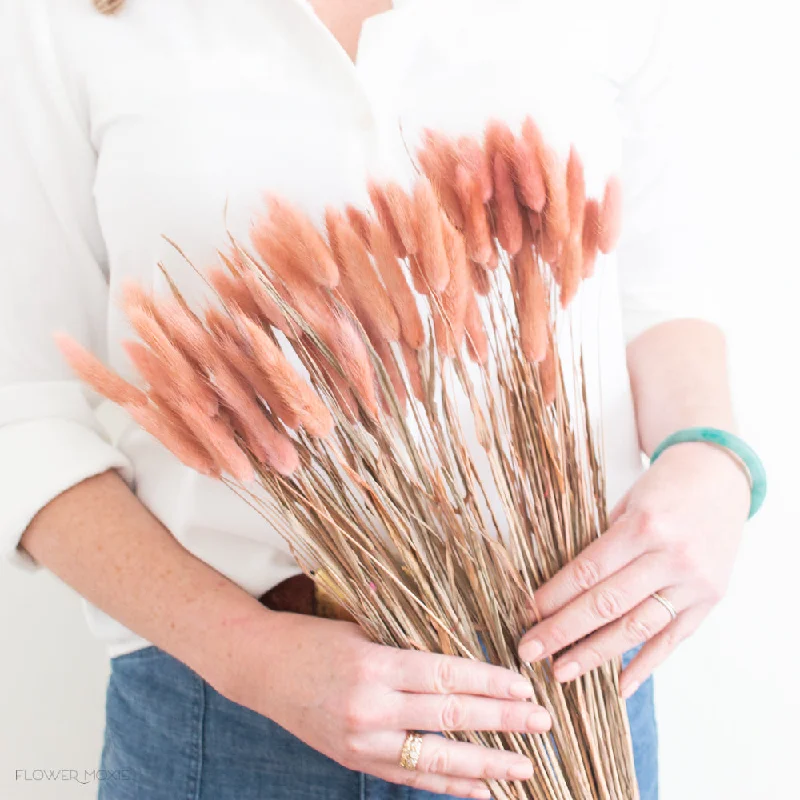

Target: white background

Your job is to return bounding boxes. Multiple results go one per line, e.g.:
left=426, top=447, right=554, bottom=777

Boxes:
left=1, top=1, right=798, bottom=798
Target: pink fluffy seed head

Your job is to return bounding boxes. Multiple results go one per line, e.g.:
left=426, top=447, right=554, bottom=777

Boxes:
left=598, top=175, right=623, bottom=253
left=417, top=133, right=465, bottom=230
left=491, top=152, right=525, bottom=256
left=382, top=183, right=418, bottom=256
left=55, top=333, right=147, bottom=407
left=465, top=294, right=489, bottom=365
left=412, top=181, right=450, bottom=293
left=470, top=259, right=491, bottom=296
left=582, top=199, right=601, bottom=278
left=566, top=145, right=587, bottom=235
left=332, top=317, right=379, bottom=418
left=513, top=131, right=547, bottom=212
left=240, top=318, right=334, bottom=439
left=369, top=220, right=425, bottom=350
left=212, top=358, right=299, bottom=476
left=484, top=120, right=517, bottom=166
left=263, top=197, right=339, bottom=289
left=438, top=220, right=471, bottom=355
left=367, top=183, right=407, bottom=258
left=329, top=211, right=400, bottom=343
left=559, top=233, right=583, bottom=309
left=345, top=206, right=372, bottom=248
left=400, top=341, right=425, bottom=403
left=242, top=270, right=294, bottom=338
left=207, top=268, right=262, bottom=321
left=456, top=137, right=493, bottom=204
left=454, top=166, right=495, bottom=267
left=510, top=248, right=548, bottom=363
left=127, top=402, right=218, bottom=476
left=182, top=404, right=255, bottom=483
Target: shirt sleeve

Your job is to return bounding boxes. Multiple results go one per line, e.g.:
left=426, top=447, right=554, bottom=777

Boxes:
left=615, top=0, right=724, bottom=343
left=0, top=2, right=133, bottom=570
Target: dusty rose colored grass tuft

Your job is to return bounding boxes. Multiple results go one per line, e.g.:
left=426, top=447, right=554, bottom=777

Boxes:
left=327, top=209, right=400, bottom=343
left=369, top=220, right=425, bottom=350
left=413, top=181, right=450, bottom=293
left=491, top=152, right=525, bottom=256
left=598, top=175, right=623, bottom=254
left=127, top=402, right=218, bottom=477
left=55, top=333, right=147, bottom=407
left=582, top=198, right=601, bottom=278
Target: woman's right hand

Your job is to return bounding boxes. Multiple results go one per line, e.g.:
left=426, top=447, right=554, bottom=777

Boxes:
left=17, top=472, right=546, bottom=798
left=222, top=612, right=550, bottom=800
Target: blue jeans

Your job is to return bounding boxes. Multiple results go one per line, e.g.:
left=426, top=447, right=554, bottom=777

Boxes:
left=99, top=646, right=657, bottom=799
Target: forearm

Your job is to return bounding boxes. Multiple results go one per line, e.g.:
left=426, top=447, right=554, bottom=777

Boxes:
left=626, top=319, right=737, bottom=457
left=19, top=469, right=277, bottom=694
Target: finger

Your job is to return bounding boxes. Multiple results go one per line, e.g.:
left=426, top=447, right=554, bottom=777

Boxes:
left=363, top=760, right=489, bottom=799
left=393, top=650, right=535, bottom=700
left=551, top=587, right=688, bottom=682
left=519, top=553, right=667, bottom=663
left=375, top=763, right=492, bottom=800
left=369, top=731, right=535, bottom=783
left=530, top=510, right=644, bottom=621
left=619, top=604, right=710, bottom=699
left=391, top=693, right=551, bottom=734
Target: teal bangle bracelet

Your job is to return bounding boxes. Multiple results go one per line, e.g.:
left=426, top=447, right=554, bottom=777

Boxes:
left=650, top=427, right=767, bottom=519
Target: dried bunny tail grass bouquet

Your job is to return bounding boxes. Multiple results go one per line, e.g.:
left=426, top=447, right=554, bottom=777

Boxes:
left=58, top=117, right=634, bottom=800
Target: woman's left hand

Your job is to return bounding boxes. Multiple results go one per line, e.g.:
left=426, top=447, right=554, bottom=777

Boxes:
left=518, top=441, right=751, bottom=698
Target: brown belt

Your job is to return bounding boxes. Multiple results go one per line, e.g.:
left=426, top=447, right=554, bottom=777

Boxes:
left=258, top=574, right=355, bottom=622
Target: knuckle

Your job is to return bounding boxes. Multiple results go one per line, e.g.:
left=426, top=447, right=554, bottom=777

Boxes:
left=670, top=540, right=696, bottom=573
left=341, top=733, right=368, bottom=761
left=548, top=624, right=568, bottom=652
left=341, top=693, right=370, bottom=733
left=499, top=701, right=523, bottom=731
left=624, top=614, right=654, bottom=644
left=581, top=644, right=605, bottom=669
left=352, top=652, right=382, bottom=684
left=432, top=658, right=459, bottom=695
left=485, top=672, right=504, bottom=698
left=405, top=771, right=426, bottom=790
left=635, top=509, right=668, bottom=545
left=425, top=746, right=451, bottom=776
left=572, top=557, right=601, bottom=592
left=593, top=588, right=624, bottom=621
left=439, top=695, right=466, bottom=730
left=660, top=628, right=680, bottom=651
left=480, top=759, right=497, bottom=780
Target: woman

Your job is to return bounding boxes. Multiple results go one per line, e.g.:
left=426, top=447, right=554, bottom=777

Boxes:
left=0, top=1, right=759, bottom=799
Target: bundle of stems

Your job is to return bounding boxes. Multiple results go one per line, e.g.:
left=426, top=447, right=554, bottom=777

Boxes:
left=58, top=117, right=636, bottom=799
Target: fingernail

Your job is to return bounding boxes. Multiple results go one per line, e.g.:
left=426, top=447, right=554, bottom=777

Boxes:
left=526, top=708, right=551, bottom=732
left=554, top=661, right=580, bottom=682
left=621, top=680, right=640, bottom=700
left=519, top=638, right=544, bottom=662
left=508, top=759, right=534, bottom=781
left=472, top=789, right=491, bottom=799
left=509, top=679, right=534, bottom=699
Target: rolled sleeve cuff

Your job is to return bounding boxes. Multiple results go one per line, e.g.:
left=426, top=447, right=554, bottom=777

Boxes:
left=0, top=417, right=133, bottom=570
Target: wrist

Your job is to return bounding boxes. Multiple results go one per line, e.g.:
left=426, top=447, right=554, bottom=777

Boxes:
left=183, top=588, right=284, bottom=704
left=654, top=440, right=751, bottom=518
left=649, top=425, right=766, bottom=519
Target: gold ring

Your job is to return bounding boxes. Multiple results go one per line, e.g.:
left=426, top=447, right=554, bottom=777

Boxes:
left=651, top=592, right=677, bottom=621
left=399, top=731, right=424, bottom=771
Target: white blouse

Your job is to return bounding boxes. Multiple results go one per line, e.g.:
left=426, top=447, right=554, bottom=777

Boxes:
left=0, top=0, right=718, bottom=656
